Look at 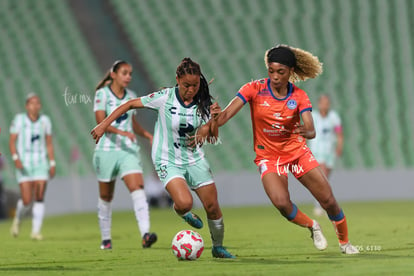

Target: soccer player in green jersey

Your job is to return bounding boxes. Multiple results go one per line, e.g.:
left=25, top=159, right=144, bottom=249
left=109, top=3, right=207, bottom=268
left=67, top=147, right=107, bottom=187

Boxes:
left=92, top=58, right=235, bottom=258
left=93, top=60, right=157, bottom=250
left=9, top=93, right=56, bottom=240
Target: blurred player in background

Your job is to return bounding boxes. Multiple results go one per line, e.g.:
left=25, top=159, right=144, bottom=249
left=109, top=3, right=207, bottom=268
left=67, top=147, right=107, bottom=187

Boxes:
left=93, top=60, right=157, bottom=250
left=0, top=155, right=6, bottom=219
left=92, top=58, right=235, bottom=258
left=308, top=94, right=343, bottom=216
left=9, top=93, right=56, bottom=240
left=208, top=45, right=359, bottom=254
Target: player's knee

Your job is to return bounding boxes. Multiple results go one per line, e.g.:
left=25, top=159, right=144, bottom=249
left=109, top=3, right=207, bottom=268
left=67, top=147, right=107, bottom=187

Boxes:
left=319, top=195, right=337, bottom=210
left=173, top=199, right=193, bottom=214
left=203, top=201, right=220, bottom=217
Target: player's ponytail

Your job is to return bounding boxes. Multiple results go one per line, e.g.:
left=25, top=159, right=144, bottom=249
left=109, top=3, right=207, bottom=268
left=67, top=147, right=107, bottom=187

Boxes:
left=265, top=45, right=323, bottom=82
left=95, top=60, right=129, bottom=91
left=176, top=58, right=213, bottom=121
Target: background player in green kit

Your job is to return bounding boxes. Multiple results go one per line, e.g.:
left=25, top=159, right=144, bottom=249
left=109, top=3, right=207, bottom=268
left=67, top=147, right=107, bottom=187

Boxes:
left=91, top=58, right=235, bottom=258
left=93, top=60, right=157, bottom=250
left=9, top=93, right=56, bottom=240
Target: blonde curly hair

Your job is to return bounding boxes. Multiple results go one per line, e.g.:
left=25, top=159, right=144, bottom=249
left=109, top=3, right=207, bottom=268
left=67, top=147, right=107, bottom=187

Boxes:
left=265, top=45, right=323, bottom=83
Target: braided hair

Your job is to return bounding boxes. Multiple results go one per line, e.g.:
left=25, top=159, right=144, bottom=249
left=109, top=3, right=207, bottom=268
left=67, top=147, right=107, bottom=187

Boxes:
left=176, top=57, right=212, bottom=121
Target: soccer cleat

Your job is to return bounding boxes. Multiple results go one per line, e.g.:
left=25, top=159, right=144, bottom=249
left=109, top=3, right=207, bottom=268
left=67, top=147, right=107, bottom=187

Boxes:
left=182, top=212, right=203, bottom=229
left=10, top=218, right=20, bottom=237
left=310, top=220, right=328, bottom=250
left=340, top=242, right=360, bottom=254
left=212, top=246, right=236, bottom=259
left=100, top=239, right=112, bottom=250
left=142, top=232, right=158, bottom=248
left=30, top=232, right=43, bottom=241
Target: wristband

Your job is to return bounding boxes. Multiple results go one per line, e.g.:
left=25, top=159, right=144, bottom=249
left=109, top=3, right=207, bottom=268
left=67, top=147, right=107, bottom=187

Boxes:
left=49, top=160, right=56, bottom=167
left=12, top=154, right=19, bottom=161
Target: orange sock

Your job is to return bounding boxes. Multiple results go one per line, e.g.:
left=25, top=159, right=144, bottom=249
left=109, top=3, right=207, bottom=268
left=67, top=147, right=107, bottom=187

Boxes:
left=332, top=217, right=349, bottom=244
left=286, top=203, right=314, bottom=228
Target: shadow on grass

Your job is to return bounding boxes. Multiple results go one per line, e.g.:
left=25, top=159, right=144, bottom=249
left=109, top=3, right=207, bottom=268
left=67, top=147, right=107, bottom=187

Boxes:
left=0, top=257, right=123, bottom=271
left=0, top=266, right=82, bottom=272
left=210, top=248, right=414, bottom=265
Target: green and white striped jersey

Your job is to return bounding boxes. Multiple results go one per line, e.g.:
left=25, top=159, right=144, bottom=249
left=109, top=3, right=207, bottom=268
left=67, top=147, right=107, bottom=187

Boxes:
left=9, top=113, right=52, bottom=167
left=94, top=86, right=140, bottom=152
left=141, top=87, right=208, bottom=166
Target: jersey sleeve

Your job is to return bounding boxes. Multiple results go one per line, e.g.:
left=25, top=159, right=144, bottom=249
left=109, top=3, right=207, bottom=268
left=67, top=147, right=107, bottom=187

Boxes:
left=236, top=81, right=259, bottom=104
left=43, top=115, right=52, bottom=135
left=9, top=114, right=21, bottom=134
left=298, top=90, right=313, bottom=114
left=93, top=89, right=106, bottom=112
left=140, top=89, right=169, bottom=110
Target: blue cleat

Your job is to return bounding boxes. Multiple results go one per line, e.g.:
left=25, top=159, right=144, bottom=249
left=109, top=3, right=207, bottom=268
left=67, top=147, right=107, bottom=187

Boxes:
left=182, top=212, right=203, bottom=229
left=212, top=246, right=236, bottom=259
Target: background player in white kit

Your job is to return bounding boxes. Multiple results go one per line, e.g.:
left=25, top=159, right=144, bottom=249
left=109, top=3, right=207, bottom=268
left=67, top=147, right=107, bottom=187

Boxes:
left=93, top=60, right=157, bottom=249
left=9, top=93, right=56, bottom=240
left=92, top=58, right=235, bottom=258
left=308, top=94, right=343, bottom=216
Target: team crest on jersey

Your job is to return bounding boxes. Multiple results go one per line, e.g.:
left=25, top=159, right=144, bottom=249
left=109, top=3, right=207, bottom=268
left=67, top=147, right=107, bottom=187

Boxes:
left=287, top=99, right=297, bottom=110
left=158, top=165, right=168, bottom=180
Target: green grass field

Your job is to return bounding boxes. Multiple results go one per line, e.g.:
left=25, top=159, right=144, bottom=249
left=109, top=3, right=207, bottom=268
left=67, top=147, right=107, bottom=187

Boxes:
left=0, top=201, right=413, bottom=275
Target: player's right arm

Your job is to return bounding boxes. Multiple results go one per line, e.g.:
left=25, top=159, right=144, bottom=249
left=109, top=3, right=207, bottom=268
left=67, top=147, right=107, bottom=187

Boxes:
left=9, top=133, right=23, bottom=169
left=95, top=110, right=136, bottom=141
left=215, top=96, right=244, bottom=127
left=91, top=98, right=143, bottom=143
left=9, top=115, right=23, bottom=169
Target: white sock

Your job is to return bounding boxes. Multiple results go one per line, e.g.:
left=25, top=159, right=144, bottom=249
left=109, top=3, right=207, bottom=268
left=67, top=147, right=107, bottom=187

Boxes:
left=32, top=202, right=45, bottom=234
left=208, top=217, right=224, bottom=247
left=15, top=199, right=30, bottom=221
left=131, top=189, right=150, bottom=237
left=98, top=198, right=112, bottom=241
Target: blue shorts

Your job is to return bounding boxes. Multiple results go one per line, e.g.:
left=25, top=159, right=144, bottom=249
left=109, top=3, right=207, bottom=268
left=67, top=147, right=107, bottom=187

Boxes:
left=93, top=150, right=143, bottom=182
left=155, top=159, right=214, bottom=190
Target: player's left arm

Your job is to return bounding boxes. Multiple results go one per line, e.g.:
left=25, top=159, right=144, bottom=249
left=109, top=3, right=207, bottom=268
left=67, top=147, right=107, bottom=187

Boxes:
left=132, top=115, right=153, bottom=145
left=293, top=111, right=316, bottom=139
left=46, top=134, right=56, bottom=178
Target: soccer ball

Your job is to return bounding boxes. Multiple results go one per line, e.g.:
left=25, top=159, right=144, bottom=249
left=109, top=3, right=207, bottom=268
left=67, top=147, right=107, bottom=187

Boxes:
left=171, top=230, right=204, bottom=260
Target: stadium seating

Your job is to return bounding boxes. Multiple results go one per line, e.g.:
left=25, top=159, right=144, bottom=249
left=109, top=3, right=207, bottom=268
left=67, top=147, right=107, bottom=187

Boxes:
left=0, top=0, right=101, bottom=184
left=1, top=0, right=413, bottom=186
left=110, top=0, right=414, bottom=171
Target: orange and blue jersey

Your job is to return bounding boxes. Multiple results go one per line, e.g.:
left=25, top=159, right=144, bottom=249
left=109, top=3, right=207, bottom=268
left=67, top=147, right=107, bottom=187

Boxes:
left=237, top=78, right=313, bottom=165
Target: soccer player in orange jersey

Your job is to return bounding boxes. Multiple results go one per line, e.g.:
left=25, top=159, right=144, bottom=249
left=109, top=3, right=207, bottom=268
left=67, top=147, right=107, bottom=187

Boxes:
left=209, top=45, right=359, bottom=254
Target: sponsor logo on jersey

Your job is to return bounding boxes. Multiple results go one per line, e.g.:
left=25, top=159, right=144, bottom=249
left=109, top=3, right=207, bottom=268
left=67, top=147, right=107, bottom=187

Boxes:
left=31, top=134, right=40, bottom=143
left=115, top=113, right=128, bottom=123
left=260, top=101, right=270, bottom=107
